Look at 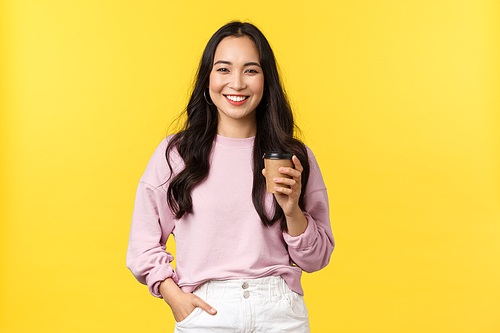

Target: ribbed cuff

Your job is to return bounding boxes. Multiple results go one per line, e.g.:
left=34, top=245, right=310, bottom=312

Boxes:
left=282, top=213, right=317, bottom=251
left=146, top=264, right=178, bottom=298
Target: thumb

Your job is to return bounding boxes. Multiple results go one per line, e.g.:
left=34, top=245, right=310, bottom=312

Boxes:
left=262, top=168, right=266, bottom=177
left=193, top=297, right=217, bottom=315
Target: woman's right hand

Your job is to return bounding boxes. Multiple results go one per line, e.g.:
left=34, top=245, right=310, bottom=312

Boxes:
left=159, top=278, right=217, bottom=323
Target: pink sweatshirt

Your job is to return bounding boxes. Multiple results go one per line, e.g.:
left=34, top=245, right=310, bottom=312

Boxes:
left=126, top=135, right=334, bottom=297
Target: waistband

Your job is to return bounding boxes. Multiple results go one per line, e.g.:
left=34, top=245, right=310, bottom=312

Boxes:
left=193, top=276, right=293, bottom=300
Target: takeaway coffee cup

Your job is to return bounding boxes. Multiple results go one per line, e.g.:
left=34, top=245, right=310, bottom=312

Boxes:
left=263, top=152, right=294, bottom=193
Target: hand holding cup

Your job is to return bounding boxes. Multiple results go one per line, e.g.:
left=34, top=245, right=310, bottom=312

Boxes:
left=263, top=152, right=294, bottom=193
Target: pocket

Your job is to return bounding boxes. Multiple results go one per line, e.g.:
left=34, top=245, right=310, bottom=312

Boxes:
left=175, top=307, right=203, bottom=327
left=285, top=293, right=309, bottom=319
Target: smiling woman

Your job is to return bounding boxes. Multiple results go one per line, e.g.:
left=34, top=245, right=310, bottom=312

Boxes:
left=209, top=36, right=264, bottom=138
left=126, top=21, right=334, bottom=333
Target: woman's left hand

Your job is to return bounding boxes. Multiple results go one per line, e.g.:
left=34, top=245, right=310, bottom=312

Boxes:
left=262, top=155, right=307, bottom=236
left=262, top=155, right=303, bottom=217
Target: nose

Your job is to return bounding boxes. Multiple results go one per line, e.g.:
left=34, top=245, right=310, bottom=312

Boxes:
left=229, top=72, right=246, bottom=90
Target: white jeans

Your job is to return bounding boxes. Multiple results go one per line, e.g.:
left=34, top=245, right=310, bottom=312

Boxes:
left=174, top=276, right=310, bottom=333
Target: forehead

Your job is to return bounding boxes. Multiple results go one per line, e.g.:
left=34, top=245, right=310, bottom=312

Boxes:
left=213, top=36, right=260, bottom=63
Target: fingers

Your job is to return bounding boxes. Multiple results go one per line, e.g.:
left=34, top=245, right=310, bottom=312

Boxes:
left=292, top=155, right=303, bottom=172
left=273, top=175, right=299, bottom=196
left=263, top=156, right=302, bottom=178
left=274, top=155, right=303, bottom=200
left=192, top=296, right=217, bottom=315
left=274, top=186, right=293, bottom=196
left=278, top=167, right=301, bottom=179
left=278, top=156, right=302, bottom=178
left=273, top=175, right=298, bottom=185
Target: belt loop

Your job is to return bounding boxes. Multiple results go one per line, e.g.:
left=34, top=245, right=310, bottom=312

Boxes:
left=279, top=276, right=287, bottom=295
left=272, top=276, right=278, bottom=298
left=204, top=280, right=210, bottom=300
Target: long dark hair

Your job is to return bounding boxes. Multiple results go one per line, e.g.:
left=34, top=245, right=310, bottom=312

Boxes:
left=165, top=21, right=310, bottom=231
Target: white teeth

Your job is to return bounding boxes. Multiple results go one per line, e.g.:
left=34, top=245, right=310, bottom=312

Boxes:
left=225, top=95, right=247, bottom=102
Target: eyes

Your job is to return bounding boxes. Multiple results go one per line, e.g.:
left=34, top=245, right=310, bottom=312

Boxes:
left=215, top=67, right=260, bottom=74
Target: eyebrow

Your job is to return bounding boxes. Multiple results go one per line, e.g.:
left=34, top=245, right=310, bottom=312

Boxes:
left=213, top=60, right=261, bottom=68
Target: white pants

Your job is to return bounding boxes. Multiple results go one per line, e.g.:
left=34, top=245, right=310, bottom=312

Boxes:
left=174, top=276, right=310, bottom=333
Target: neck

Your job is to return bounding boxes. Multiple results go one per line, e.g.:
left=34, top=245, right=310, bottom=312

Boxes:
left=217, top=118, right=257, bottom=139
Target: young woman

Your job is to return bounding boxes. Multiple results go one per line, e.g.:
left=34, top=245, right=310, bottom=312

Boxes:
left=127, top=21, right=334, bottom=332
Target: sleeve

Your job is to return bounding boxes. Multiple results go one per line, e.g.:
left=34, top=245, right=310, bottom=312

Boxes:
left=282, top=147, right=334, bottom=273
left=126, top=139, right=179, bottom=298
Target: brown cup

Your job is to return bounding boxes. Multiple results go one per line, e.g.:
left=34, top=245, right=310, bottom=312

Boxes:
left=263, top=152, right=294, bottom=193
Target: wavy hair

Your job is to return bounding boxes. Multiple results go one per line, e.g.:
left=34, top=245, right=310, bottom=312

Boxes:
left=165, top=21, right=310, bottom=231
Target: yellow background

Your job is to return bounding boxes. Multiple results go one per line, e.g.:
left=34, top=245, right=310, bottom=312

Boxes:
left=1, top=0, right=499, bottom=332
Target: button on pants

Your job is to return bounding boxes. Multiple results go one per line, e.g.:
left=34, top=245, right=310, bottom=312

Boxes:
left=174, top=276, right=310, bottom=332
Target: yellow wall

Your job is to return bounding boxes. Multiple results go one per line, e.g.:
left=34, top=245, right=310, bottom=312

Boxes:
left=1, top=0, right=499, bottom=332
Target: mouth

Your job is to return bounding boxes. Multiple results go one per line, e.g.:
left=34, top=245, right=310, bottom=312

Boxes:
left=224, top=94, right=249, bottom=105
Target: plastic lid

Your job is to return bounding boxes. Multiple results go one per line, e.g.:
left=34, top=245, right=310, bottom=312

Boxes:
left=263, top=152, right=293, bottom=160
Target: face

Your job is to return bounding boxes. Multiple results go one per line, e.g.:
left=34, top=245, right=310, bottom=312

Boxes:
left=209, top=36, right=264, bottom=134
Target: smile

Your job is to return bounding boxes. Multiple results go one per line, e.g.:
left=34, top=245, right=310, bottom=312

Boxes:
left=224, top=95, right=249, bottom=105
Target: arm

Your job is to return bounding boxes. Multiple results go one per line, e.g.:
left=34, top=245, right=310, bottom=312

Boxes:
left=126, top=140, right=217, bottom=321
left=283, top=188, right=334, bottom=272
left=127, top=180, right=218, bottom=321
left=126, top=180, right=177, bottom=297
left=269, top=147, right=334, bottom=272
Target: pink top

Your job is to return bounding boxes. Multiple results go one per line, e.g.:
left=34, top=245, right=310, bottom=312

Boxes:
left=126, top=135, right=334, bottom=297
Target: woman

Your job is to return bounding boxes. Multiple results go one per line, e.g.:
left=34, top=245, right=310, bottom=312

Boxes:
left=127, top=21, right=334, bottom=332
